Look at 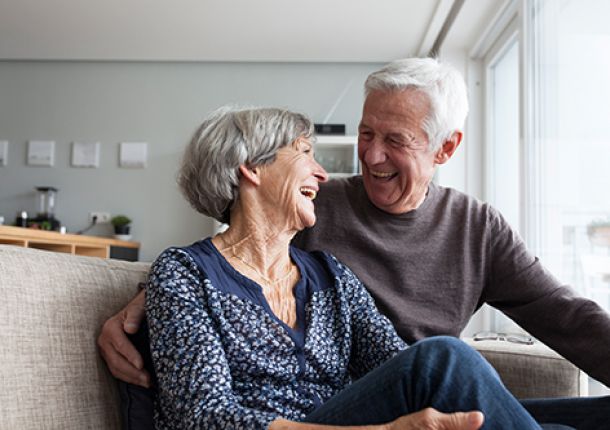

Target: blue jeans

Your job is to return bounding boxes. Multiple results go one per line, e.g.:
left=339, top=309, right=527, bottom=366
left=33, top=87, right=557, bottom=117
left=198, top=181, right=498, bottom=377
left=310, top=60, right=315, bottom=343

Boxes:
left=304, top=337, right=572, bottom=429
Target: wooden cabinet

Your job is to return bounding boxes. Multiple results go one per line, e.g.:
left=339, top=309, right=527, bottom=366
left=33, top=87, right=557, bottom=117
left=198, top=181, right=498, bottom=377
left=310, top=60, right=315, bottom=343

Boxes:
left=0, top=225, right=140, bottom=261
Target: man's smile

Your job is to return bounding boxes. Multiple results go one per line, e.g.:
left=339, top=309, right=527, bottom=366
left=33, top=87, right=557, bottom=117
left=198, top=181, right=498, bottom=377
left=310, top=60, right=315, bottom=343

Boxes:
left=369, top=169, right=398, bottom=180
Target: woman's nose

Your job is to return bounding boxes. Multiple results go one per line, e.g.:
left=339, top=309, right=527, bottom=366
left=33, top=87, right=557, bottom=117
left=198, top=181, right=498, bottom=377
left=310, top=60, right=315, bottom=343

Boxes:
left=313, top=159, right=329, bottom=183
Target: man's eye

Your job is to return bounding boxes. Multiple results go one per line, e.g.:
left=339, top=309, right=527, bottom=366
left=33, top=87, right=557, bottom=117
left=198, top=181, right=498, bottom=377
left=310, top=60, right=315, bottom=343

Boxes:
left=359, top=131, right=373, bottom=139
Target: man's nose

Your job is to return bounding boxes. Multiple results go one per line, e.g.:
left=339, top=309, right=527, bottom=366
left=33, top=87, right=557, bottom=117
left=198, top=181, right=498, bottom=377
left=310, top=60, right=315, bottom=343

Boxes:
left=363, top=138, right=387, bottom=165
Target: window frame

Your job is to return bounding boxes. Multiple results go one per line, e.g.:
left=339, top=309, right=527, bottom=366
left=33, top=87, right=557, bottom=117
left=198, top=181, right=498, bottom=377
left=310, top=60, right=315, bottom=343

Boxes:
left=483, top=16, right=521, bottom=234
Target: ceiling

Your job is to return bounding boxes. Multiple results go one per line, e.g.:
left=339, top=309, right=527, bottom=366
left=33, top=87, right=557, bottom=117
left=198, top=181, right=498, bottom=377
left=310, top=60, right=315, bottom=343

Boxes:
left=0, top=0, right=506, bottom=62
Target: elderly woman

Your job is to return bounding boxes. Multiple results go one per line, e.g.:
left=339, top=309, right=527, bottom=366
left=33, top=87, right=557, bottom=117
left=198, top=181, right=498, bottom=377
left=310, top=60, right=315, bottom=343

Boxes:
left=146, top=106, right=546, bottom=430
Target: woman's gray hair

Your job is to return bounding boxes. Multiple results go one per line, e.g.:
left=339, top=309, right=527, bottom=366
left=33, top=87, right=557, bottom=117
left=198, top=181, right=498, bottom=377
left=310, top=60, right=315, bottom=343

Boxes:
left=178, top=106, right=314, bottom=223
left=364, top=57, right=469, bottom=152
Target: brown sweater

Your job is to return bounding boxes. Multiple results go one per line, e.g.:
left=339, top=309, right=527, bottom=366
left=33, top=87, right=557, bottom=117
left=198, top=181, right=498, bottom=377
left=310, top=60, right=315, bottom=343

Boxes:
left=294, top=176, right=610, bottom=386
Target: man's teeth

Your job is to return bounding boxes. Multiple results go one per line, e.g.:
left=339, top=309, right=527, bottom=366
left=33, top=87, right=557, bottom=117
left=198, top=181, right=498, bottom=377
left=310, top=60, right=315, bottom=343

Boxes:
left=299, top=187, right=317, bottom=200
left=370, top=170, right=396, bottom=178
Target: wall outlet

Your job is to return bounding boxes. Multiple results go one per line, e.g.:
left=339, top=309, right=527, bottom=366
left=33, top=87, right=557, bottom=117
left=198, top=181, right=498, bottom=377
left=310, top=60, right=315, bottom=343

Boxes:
left=89, top=212, right=111, bottom=224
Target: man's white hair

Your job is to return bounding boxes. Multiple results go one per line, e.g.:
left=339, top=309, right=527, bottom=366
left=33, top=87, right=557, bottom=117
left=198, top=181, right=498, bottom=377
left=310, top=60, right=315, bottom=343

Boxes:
left=364, top=57, right=469, bottom=152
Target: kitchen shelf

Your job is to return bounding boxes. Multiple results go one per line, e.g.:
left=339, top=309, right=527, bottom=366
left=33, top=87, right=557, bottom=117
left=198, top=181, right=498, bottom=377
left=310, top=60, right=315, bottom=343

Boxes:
left=315, top=135, right=359, bottom=177
left=0, top=225, right=140, bottom=261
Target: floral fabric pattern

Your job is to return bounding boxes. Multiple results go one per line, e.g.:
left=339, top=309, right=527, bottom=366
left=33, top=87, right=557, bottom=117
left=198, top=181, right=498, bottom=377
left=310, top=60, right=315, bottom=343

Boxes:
left=146, top=240, right=406, bottom=429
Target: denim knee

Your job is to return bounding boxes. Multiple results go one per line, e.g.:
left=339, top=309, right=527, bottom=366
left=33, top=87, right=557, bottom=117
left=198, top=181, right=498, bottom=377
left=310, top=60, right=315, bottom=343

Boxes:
left=411, top=336, right=476, bottom=358
left=402, top=336, right=498, bottom=380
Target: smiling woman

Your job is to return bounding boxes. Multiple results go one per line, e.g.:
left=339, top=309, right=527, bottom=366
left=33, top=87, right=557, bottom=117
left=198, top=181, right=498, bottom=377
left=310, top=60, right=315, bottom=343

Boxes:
left=177, top=106, right=320, bottom=225
left=248, top=137, right=324, bottom=233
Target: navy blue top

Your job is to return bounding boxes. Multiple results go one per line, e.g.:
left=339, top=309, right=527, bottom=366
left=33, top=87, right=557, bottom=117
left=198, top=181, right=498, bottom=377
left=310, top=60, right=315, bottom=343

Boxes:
left=184, top=239, right=335, bottom=349
left=146, top=238, right=407, bottom=429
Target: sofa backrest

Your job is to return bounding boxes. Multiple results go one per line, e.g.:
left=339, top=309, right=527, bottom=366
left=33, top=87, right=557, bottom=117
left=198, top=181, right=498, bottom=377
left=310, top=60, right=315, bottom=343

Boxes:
left=0, top=245, right=150, bottom=430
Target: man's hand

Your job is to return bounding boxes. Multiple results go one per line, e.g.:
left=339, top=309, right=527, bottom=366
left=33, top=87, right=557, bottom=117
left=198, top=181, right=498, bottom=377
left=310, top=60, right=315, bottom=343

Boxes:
left=97, top=289, right=150, bottom=387
left=386, top=409, right=484, bottom=430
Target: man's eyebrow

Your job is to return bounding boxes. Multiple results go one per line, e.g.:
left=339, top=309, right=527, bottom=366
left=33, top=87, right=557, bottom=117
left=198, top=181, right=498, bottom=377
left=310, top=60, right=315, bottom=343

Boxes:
left=387, top=132, right=406, bottom=140
left=388, top=130, right=417, bottom=140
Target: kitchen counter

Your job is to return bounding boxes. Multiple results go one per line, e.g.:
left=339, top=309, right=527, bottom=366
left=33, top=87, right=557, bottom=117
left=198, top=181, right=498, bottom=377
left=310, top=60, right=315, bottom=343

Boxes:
left=0, top=225, right=140, bottom=261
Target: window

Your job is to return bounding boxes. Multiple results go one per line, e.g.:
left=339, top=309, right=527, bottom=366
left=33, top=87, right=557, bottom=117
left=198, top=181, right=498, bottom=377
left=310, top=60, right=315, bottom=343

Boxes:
left=483, top=21, right=522, bottom=334
left=525, top=0, right=610, bottom=310
left=486, top=37, right=520, bottom=234
left=521, top=0, right=610, bottom=395
left=481, top=2, right=610, bottom=354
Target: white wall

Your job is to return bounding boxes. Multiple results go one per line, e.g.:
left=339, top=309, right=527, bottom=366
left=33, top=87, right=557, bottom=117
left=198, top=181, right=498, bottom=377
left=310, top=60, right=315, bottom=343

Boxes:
left=439, top=48, right=489, bottom=337
left=0, top=55, right=481, bottom=265
left=437, top=49, right=485, bottom=201
left=0, top=61, right=383, bottom=261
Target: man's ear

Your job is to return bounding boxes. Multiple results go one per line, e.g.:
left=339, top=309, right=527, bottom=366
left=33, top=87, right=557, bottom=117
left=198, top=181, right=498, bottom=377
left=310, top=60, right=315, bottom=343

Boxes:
left=434, top=131, right=463, bottom=165
left=238, top=164, right=261, bottom=186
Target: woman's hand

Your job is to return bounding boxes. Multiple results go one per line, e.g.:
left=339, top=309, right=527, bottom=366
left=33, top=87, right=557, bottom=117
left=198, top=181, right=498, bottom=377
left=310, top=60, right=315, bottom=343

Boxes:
left=97, top=289, right=150, bottom=387
left=269, top=409, right=484, bottom=430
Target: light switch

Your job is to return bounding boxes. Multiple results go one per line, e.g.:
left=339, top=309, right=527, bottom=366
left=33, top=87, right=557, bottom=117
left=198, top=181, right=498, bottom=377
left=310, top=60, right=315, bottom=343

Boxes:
left=72, top=142, right=100, bottom=168
left=119, top=142, right=147, bottom=168
left=28, top=140, right=55, bottom=166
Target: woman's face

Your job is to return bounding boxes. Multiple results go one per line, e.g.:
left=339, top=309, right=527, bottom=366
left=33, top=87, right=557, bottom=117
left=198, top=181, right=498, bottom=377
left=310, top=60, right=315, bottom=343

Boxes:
left=257, top=138, right=328, bottom=231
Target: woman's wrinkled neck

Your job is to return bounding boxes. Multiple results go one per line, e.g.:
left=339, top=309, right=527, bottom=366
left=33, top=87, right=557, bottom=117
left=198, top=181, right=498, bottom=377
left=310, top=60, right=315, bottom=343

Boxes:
left=212, top=195, right=296, bottom=280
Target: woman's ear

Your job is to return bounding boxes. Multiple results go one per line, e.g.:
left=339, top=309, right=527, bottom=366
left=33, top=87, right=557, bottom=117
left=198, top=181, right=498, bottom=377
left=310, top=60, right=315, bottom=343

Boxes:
left=238, top=164, right=261, bottom=186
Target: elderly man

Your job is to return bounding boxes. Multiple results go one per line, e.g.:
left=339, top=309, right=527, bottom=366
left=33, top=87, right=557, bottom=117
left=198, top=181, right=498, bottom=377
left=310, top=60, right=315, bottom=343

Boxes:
left=99, top=58, right=610, bottom=428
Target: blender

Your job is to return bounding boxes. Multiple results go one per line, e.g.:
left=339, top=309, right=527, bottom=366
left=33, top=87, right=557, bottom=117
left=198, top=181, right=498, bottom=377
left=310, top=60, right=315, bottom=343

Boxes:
left=31, top=186, right=61, bottom=231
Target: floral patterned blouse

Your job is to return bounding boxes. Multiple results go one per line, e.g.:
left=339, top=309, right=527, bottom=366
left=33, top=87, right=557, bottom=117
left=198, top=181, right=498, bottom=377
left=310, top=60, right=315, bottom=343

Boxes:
left=146, top=238, right=406, bottom=429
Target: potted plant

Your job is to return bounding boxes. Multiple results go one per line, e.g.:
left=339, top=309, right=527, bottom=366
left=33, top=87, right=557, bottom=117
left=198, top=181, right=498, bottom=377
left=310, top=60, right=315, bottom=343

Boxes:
left=111, top=215, right=132, bottom=240
left=587, top=218, right=610, bottom=246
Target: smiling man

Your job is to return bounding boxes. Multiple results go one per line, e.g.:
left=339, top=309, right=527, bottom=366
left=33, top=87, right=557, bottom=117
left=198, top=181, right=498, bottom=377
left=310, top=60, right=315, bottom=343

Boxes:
left=99, top=58, right=610, bottom=429
left=293, top=58, right=610, bottom=429
left=357, top=87, right=457, bottom=214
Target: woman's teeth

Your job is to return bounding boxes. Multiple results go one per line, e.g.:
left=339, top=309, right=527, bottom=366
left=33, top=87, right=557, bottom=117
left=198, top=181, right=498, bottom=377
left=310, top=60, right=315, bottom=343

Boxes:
left=299, top=187, right=317, bottom=200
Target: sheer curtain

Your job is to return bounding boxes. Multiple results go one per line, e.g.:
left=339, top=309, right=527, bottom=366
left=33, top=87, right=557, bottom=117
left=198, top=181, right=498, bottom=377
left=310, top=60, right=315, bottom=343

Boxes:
left=525, top=0, right=610, bottom=306
left=524, top=0, right=610, bottom=395
left=485, top=36, right=523, bottom=334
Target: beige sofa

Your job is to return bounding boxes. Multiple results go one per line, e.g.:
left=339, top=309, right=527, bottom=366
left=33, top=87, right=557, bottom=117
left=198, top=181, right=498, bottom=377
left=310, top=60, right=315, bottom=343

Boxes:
left=0, top=245, right=588, bottom=429
left=0, top=245, right=148, bottom=429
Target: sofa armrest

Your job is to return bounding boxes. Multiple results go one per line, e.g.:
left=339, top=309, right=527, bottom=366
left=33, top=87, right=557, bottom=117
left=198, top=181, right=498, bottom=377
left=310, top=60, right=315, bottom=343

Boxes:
left=463, top=338, right=588, bottom=399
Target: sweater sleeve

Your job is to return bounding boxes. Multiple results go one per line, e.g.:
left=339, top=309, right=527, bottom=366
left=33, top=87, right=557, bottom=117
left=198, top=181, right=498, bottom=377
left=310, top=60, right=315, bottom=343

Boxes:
left=484, top=208, right=610, bottom=386
left=336, top=261, right=407, bottom=379
left=146, top=248, right=279, bottom=430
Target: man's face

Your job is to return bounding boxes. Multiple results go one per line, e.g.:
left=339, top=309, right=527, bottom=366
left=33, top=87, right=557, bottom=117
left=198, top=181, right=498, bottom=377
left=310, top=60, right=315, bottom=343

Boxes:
left=358, top=88, right=439, bottom=215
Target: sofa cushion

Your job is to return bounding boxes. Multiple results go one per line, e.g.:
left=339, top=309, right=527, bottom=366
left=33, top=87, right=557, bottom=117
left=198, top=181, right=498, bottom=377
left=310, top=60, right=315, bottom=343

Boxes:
left=464, top=338, right=589, bottom=399
left=0, top=245, right=149, bottom=430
